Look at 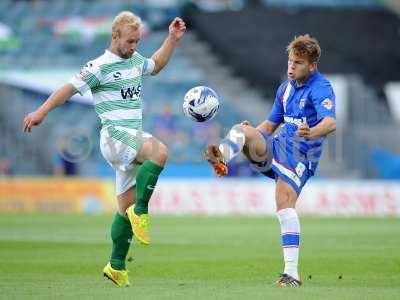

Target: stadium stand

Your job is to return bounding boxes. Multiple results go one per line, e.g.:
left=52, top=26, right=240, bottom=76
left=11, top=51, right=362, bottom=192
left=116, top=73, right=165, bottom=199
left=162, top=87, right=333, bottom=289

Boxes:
left=184, top=1, right=400, bottom=179
left=1, top=0, right=400, bottom=179
left=0, top=0, right=246, bottom=176
left=187, top=4, right=400, bottom=97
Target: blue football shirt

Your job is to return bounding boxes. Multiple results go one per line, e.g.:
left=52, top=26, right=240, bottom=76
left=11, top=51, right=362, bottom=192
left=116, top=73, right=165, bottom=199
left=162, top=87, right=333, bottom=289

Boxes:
left=267, top=70, right=336, bottom=175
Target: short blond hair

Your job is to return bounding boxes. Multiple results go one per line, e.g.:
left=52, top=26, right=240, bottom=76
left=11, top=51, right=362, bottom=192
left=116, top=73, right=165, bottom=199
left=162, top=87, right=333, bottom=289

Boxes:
left=112, top=11, right=142, bottom=36
left=287, top=34, right=321, bottom=63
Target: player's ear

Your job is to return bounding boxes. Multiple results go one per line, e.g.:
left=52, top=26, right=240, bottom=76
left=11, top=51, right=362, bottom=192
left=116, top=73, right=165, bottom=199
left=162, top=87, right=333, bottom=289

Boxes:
left=309, top=61, right=317, bottom=72
left=111, top=29, right=120, bottom=40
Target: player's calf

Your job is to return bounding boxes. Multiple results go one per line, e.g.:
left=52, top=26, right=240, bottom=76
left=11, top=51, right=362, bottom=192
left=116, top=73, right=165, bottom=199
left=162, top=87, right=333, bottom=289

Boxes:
left=213, top=124, right=246, bottom=166
left=133, top=137, right=166, bottom=216
left=275, top=180, right=301, bottom=283
left=126, top=138, right=166, bottom=244
left=204, top=122, right=268, bottom=176
left=204, top=124, right=253, bottom=176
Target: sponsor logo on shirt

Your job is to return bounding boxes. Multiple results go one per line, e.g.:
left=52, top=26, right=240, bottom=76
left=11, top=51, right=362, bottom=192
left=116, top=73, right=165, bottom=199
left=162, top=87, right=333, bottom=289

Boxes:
left=121, top=85, right=142, bottom=99
left=113, top=71, right=122, bottom=80
left=284, top=116, right=303, bottom=126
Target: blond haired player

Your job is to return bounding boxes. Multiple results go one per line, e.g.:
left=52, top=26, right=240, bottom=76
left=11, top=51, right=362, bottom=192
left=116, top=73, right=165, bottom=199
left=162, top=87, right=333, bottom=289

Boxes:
left=23, top=11, right=186, bottom=287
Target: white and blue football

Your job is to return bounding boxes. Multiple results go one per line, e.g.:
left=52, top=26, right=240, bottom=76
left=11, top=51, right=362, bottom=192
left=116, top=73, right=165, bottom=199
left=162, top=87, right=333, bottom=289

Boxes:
left=183, top=86, right=219, bottom=122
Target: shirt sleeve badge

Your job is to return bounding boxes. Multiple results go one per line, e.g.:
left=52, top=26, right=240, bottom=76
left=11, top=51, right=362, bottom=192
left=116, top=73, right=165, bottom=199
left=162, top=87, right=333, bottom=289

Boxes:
left=322, top=98, right=333, bottom=110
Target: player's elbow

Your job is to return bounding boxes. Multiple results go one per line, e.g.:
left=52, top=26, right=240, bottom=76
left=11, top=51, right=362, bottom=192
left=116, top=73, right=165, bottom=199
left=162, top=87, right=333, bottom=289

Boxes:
left=150, top=57, right=162, bottom=75
left=63, top=83, right=78, bottom=98
left=328, top=118, right=336, bottom=134
left=151, top=66, right=161, bottom=76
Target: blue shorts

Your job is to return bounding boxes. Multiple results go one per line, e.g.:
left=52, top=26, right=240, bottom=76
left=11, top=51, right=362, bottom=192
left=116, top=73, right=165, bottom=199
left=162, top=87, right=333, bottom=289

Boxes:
left=249, top=131, right=311, bottom=195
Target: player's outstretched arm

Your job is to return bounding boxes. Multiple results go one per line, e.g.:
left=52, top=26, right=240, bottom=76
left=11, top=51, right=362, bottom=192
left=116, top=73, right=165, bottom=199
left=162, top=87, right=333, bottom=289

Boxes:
left=240, top=119, right=280, bottom=135
left=151, top=17, right=186, bottom=75
left=297, top=116, right=336, bottom=140
left=22, top=83, right=77, bottom=133
left=256, top=120, right=280, bottom=136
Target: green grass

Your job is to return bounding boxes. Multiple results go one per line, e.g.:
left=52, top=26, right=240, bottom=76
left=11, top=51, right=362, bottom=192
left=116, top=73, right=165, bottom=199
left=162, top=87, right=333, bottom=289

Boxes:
left=0, top=214, right=399, bottom=299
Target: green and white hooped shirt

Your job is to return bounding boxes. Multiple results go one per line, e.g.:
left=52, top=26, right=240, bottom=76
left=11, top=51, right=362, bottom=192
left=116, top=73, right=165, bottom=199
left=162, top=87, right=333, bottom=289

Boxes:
left=70, top=50, right=155, bottom=131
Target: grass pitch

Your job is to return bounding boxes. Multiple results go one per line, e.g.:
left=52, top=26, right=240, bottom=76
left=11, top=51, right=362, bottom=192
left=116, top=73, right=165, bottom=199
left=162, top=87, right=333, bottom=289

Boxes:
left=0, top=214, right=399, bottom=299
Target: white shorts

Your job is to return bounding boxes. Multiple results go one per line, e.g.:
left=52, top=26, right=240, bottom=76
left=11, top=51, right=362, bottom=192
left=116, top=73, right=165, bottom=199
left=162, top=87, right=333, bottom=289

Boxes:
left=100, top=126, right=152, bottom=195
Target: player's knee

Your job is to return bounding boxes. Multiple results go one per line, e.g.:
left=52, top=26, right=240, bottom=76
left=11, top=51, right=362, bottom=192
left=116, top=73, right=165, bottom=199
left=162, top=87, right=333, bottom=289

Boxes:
left=158, top=142, right=168, bottom=165
left=151, top=141, right=168, bottom=166
left=117, top=206, right=128, bottom=216
left=232, top=123, right=244, bottom=130
left=276, top=198, right=291, bottom=211
left=276, top=193, right=297, bottom=211
left=232, top=123, right=252, bottom=142
left=232, top=123, right=249, bottom=136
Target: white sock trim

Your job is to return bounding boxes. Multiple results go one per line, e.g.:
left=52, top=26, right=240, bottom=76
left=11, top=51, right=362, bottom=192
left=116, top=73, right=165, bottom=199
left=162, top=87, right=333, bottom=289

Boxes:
left=276, top=208, right=300, bottom=281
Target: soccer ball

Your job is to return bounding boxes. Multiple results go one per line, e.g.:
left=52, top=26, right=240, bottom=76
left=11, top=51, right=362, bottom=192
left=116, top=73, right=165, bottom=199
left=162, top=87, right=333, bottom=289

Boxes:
left=183, top=86, right=219, bottom=122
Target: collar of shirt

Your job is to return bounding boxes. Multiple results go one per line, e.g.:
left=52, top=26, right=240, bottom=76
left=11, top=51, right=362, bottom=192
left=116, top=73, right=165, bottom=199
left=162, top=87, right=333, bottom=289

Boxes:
left=105, top=49, right=129, bottom=61
left=290, top=70, right=320, bottom=89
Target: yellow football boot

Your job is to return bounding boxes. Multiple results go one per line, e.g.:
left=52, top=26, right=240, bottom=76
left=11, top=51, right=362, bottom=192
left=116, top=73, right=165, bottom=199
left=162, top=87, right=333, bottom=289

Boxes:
left=126, top=205, right=150, bottom=245
left=103, top=262, right=130, bottom=287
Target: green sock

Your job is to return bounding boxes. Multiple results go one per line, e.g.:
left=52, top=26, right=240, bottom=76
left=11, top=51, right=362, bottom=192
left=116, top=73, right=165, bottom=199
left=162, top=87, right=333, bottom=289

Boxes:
left=110, top=213, right=133, bottom=270
left=134, top=160, right=164, bottom=215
